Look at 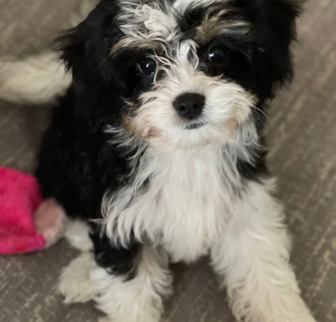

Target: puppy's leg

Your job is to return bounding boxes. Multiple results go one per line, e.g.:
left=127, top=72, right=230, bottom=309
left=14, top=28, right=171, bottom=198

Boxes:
left=59, top=252, right=96, bottom=304
left=91, top=241, right=172, bottom=322
left=211, top=179, right=316, bottom=322
left=59, top=221, right=94, bottom=302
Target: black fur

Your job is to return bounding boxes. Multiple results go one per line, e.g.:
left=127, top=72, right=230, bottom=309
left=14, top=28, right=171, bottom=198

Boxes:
left=90, top=223, right=141, bottom=278
left=234, top=0, right=302, bottom=101
left=36, top=0, right=301, bottom=277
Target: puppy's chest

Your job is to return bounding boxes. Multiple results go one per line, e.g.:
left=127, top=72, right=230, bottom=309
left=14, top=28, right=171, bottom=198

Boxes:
left=128, top=149, right=231, bottom=262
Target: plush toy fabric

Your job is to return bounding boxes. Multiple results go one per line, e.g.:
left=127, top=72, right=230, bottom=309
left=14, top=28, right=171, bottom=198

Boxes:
left=0, top=167, right=66, bottom=254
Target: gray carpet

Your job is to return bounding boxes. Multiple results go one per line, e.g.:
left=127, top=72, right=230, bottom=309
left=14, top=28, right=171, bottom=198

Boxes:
left=0, top=0, right=336, bottom=321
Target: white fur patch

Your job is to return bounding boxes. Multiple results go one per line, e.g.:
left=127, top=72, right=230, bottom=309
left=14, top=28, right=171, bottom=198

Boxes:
left=116, top=0, right=179, bottom=47
left=65, top=220, right=93, bottom=252
left=0, top=51, right=71, bottom=105
left=173, top=0, right=217, bottom=13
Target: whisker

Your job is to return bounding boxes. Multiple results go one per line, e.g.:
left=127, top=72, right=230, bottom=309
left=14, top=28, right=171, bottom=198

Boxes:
left=252, top=106, right=267, bottom=119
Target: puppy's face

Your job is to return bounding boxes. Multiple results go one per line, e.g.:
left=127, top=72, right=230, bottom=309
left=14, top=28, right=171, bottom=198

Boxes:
left=61, top=0, right=301, bottom=150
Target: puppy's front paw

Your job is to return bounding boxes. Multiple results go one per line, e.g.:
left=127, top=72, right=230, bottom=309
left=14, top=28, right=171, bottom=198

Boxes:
left=58, top=253, right=95, bottom=303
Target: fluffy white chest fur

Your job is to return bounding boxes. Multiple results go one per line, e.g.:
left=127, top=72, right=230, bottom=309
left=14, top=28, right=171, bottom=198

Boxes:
left=103, top=144, right=236, bottom=262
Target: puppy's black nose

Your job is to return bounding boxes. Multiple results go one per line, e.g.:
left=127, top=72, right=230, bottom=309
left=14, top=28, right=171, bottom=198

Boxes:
left=173, top=93, right=205, bottom=120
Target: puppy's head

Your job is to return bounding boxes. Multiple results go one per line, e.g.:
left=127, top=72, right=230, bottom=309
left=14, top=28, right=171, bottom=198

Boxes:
left=60, top=0, right=301, bottom=150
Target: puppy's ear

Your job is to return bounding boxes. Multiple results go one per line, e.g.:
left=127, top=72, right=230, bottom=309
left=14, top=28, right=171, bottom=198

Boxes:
left=237, top=0, right=303, bottom=101
left=56, top=1, right=122, bottom=83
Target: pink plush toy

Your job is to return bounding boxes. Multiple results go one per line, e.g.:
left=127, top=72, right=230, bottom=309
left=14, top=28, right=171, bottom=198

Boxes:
left=0, top=167, right=66, bottom=254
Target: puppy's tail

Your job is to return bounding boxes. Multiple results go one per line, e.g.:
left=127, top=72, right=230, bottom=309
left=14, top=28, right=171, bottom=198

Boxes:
left=0, top=52, right=72, bottom=105
left=0, top=0, right=97, bottom=105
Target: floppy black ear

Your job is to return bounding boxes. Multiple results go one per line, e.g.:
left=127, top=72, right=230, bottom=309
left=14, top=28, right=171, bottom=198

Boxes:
left=56, top=0, right=122, bottom=83
left=236, top=0, right=303, bottom=101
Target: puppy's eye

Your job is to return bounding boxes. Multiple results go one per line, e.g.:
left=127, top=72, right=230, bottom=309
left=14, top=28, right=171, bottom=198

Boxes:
left=208, top=46, right=228, bottom=64
left=137, top=56, right=158, bottom=75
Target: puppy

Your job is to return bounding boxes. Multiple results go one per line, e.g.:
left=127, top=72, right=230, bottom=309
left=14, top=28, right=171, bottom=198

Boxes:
left=2, top=0, right=318, bottom=321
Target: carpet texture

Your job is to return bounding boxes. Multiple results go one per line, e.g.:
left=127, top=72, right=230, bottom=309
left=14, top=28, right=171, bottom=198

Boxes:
left=0, top=0, right=335, bottom=321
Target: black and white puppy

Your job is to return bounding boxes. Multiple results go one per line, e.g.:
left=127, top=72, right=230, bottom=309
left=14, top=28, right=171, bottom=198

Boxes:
left=2, top=0, right=318, bottom=321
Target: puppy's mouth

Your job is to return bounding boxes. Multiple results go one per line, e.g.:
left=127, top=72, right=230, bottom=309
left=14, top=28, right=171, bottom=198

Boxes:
left=184, top=121, right=206, bottom=130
